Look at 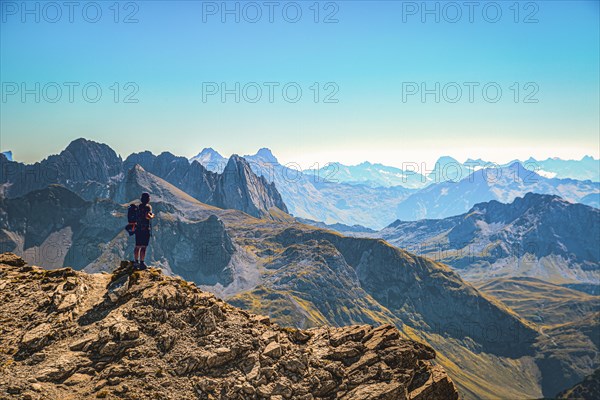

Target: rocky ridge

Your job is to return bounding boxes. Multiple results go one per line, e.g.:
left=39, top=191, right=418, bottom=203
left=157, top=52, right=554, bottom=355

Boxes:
left=371, top=193, right=600, bottom=285
left=0, top=253, right=459, bottom=400
left=0, top=139, right=288, bottom=220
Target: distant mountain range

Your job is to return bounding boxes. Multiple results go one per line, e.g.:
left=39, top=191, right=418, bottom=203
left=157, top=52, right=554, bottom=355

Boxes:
left=393, top=162, right=599, bottom=221
left=221, top=147, right=414, bottom=229
left=306, top=155, right=600, bottom=188
left=365, top=193, right=600, bottom=286
left=189, top=149, right=599, bottom=226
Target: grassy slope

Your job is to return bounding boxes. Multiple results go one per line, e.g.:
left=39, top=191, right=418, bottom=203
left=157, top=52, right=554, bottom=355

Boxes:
left=476, top=277, right=600, bottom=326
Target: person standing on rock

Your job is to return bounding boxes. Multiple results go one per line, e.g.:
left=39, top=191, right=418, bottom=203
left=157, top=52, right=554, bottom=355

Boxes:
left=133, top=192, right=154, bottom=270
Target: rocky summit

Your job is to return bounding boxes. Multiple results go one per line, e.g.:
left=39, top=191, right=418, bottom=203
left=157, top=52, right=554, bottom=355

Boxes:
left=0, top=253, right=458, bottom=400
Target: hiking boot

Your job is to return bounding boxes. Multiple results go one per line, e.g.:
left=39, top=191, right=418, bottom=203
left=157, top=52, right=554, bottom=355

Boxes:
left=138, top=261, right=148, bottom=271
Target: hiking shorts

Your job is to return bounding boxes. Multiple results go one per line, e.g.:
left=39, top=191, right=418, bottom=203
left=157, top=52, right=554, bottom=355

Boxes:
left=135, top=230, right=151, bottom=246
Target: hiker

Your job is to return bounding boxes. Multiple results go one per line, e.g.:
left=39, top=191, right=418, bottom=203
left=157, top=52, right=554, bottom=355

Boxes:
left=126, top=192, right=155, bottom=270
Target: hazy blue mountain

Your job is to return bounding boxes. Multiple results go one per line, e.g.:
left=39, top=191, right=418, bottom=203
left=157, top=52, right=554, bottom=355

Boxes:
left=452, top=156, right=599, bottom=182
left=304, top=155, right=600, bottom=190
left=1, top=151, right=12, bottom=161
left=394, top=162, right=600, bottom=221
left=371, top=193, right=600, bottom=285
left=527, top=155, right=599, bottom=181
left=190, top=147, right=227, bottom=173
left=245, top=147, right=279, bottom=164
left=191, top=150, right=599, bottom=228
left=191, top=149, right=416, bottom=228
left=304, top=161, right=431, bottom=189
left=241, top=149, right=414, bottom=229
left=427, top=156, right=467, bottom=183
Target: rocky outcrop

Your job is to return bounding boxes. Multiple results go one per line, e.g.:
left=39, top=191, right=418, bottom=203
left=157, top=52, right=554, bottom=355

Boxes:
left=557, top=369, right=600, bottom=399
left=123, top=151, right=221, bottom=204
left=0, top=254, right=459, bottom=399
left=123, top=152, right=288, bottom=219
left=215, top=155, right=288, bottom=218
left=1, top=139, right=289, bottom=219
left=0, top=138, right=122, bottom=200
left=155, top=214, right=236, bottom=285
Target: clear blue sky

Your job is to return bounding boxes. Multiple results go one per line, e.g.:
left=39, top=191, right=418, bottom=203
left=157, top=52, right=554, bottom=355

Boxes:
left=1, top=0, right=599, bottom=168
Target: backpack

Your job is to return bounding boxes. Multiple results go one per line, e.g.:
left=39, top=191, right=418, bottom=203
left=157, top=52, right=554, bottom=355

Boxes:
left=127, top=203, right=139, bottom=224
left=125, top=203, right=142, bottom=235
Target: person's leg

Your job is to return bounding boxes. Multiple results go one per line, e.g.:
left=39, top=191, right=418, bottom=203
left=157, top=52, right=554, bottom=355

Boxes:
left=140, top=246, right=147, bottom=262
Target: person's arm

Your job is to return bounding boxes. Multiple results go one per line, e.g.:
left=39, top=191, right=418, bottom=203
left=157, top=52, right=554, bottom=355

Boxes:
left=147, top=205, right=155, bottom=219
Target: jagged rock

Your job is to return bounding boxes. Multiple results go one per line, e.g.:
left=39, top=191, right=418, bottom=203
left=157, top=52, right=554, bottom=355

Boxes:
left=20, top=323, right=52, bottom=352
left=0, top=254, right=459, bottom=399
left=343, top=381, right=403, bottom=399
left=57, top=293, right=78, bottom=312
left=263, top=342, right=283, bottom=359
left=0, top=252, right=26, bottom=267
left=121, top=150, right=288, bottom=219
left=409, top=365, right=459, bottom=400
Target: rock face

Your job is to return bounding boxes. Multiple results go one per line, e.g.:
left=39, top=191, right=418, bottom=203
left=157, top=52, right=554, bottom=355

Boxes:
left=0, top=185, right=123, bottom=269
left=156, top=214, right=236, bottom=285
left=0, top=138, right=122, bottom=200
left=557, top=369, right=600, bottom=399
left=1, top=139, right=289, bottom=220
left=123, top=151, right=288, bottom=219
left=215, top=155, right=288, bottom=219
left=0, top=254, right=459, bottom=400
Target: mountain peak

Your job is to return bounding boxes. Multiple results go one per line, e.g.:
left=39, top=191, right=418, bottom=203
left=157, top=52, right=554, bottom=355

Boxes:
left=190, top=148, right=227, bottom=172
left=193, top=147, right=222, bottom=159
left=434, top=155, right=460, bottom=165
left=64, top=137, right=104, bottom=153
left=1, top=151, right=12, bottom=161
left=225, top=154, right=250, bottom=171
left=253, top=148, right=278, bottom=163
left=220, top=154, right=289, bottom=217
